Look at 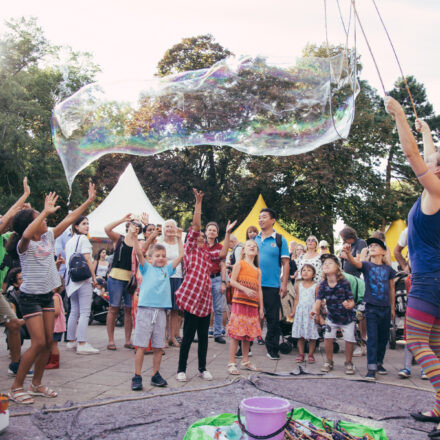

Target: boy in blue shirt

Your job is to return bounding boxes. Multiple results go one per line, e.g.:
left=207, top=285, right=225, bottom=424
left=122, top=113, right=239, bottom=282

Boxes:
left=129, top=224, right=183, bottom=390
left=342, top=237, right=396, bottom=381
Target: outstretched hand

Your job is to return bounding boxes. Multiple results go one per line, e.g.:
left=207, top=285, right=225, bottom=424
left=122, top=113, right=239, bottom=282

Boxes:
left=415, top=118, right=430, bottom=134
left=193, top=188, right=204, bottom=203
left=141, top=212, right=149, bottom=225
left=122, top=213, right=133, bottom=223
left=87, top=182, right=96, bottom=202
left=23, top=177, right=30, bottom=196
left=384, top=96, right=404, bottom=120
left=225, top=220, right=237, bottom=233
left=44, top=192, right=60, bottom=215
left=176, top=228, right=183, bottom=239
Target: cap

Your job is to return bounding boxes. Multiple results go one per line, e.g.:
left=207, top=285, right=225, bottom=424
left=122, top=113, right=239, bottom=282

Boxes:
left=320, top=253, right=340, bottom=266
left=319, top=240, right=329, bottom=248
left=366, top=237, right=387, bottom=250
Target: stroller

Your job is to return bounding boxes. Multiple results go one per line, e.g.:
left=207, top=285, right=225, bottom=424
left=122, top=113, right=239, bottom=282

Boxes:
left=89, top=283, right=124, bottom=326
left=389, top=271, right=409, bottom=349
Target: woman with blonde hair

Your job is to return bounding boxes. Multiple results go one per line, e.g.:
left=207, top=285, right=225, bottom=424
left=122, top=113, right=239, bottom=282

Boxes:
left=297, top=236, right=322, bottom=283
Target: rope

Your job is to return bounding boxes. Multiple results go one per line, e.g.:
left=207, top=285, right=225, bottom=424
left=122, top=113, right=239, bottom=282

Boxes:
left=371, top=0, right=418, bottom=118
left=350, top=0, right=386, bottom=95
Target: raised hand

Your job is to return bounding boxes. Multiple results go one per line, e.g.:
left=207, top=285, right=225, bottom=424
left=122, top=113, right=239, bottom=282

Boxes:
left=193, top=188, right=204, bottom=202
left=176, top=227, right=183, bottom=239
left=23, top=177, right=30, bottom=196
left=384, top=96, right=404, bottom=120
left=141, top=212, right=149, bottom=225
left=225, top=220, right=237, bottom=233
left=415, top=118, right=430, bottom=134
left=122, top=213, right=133, bottom=223
left=44, top=192, right=60, bottom=215
left=87, top=182, right=96, bottom=202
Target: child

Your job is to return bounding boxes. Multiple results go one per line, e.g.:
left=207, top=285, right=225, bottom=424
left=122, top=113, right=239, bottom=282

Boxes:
left=46, top=283, right=66, bottom=369
left=290, top=264, right=319, bottom=363
left=226, top=240, right=264, bottom=374
left=130, top=224, right=183, bottom=390
left=310, top=254, right=356, bottom=375
left=342, top=237, right=396, bottom=381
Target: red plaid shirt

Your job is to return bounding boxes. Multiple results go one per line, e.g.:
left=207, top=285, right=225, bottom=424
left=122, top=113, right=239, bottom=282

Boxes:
left=204, top=241, right=223, bottom=274
left=175, top=227, right=214, bottom=317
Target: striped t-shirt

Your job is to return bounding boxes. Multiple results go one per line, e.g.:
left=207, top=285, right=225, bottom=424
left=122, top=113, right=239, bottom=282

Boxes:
left=18, top=229, right=61, bottom=294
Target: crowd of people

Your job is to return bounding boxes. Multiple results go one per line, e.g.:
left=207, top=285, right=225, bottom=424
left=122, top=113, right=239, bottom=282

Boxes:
left=1, top=97, right=440, bottom=438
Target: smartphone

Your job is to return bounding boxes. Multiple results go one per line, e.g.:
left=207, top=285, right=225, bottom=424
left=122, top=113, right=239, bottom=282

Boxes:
left=156, top=224, right=162, bottom=235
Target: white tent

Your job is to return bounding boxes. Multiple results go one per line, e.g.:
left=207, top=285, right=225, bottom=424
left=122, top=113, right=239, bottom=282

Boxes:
left=87, top=163, right=165, bottom=238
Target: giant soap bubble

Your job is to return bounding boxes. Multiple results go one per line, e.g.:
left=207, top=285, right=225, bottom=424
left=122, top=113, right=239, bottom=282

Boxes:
left=52, top=53, right=359, bottom=188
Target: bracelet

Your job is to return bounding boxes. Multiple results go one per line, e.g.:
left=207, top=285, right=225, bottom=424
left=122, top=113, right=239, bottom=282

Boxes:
left=416, top=168, right=430, bottom=178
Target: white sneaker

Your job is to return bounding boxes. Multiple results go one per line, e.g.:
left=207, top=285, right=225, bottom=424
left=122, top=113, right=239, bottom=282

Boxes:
left=66, top=341, right=77, bottom=350
left=198, top=370, right=213, bottom=381
left=76, top=343, right=100, bottom=355
left=176, top=372, right=187, bottom=382
left=353, top=346, right=363, bottom=357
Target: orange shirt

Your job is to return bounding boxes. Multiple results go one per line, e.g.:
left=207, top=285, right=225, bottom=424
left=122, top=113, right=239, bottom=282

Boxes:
left=232, top=260, right=260, bottom=308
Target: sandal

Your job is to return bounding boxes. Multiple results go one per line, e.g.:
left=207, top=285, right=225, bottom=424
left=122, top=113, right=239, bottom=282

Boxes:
left=307, top=354, right=315, bottom=364
left=227, top=363, right=240, bottom=375
left=168, top=338, right=180, bottom=348
left=8, top=387, right=34, bottom=404
left=107, top=344, right=117, bottom=350
left=241, top=361, right=259, bottom=371
left=28, top=384, right=58, bottom=398
left=124, top=343, right=135, bottom=350
left=296, top=354, right=305, bottom=363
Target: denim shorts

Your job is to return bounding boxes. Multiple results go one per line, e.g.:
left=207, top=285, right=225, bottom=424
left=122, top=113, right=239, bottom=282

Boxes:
left=170, top=278, right=183, bottom=311
left=107, top=276, right=132, bottom=308
left=53, top=332, right=63, bottom=342
left=410, top=271, right=440, bottom=307
left=19, top=292, right=54, bottom=319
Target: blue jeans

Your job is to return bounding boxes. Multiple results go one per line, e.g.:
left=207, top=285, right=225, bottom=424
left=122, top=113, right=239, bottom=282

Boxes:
left=365, top=304, right=390, bottom=371
left=211, top=276, right=223, bottom=338
left=107, top=276, right=132, bottom=308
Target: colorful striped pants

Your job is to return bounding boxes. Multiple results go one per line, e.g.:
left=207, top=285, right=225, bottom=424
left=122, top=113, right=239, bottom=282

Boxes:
left=406, top=296, right=440, bottom=415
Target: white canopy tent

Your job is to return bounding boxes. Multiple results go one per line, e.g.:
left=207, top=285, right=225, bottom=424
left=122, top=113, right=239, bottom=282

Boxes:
left=87, top=163, right=165, bottom=238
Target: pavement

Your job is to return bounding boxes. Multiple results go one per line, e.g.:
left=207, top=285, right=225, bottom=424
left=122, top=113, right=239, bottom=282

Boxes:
left=0, top=322, right=434, bottom=437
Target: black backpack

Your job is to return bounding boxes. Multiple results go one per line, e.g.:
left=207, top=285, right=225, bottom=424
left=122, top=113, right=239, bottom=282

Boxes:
left=68, top=236, right=92, bottom=283
left=229, top=243, right=243, bottom=266
left=275, top=233, right=283, bottom=266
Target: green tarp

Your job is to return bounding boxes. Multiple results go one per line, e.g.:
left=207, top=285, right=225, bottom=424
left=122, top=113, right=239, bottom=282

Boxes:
left=184, top=407, right=388, bottom=440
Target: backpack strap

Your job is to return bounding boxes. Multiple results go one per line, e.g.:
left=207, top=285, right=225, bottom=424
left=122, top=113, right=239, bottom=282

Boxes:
left=275, top=233, right=283, bottom=267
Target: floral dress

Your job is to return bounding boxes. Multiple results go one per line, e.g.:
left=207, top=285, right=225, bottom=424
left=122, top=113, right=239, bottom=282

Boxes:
left=291, top=282, right=319, bottom=340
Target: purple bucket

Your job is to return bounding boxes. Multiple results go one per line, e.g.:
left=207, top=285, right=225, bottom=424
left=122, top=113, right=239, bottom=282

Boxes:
left=240, top=396, right=292, bottom=440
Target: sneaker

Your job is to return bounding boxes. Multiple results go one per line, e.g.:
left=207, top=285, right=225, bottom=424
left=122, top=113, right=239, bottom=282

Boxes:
left=76, top=343, right=100, bottom=355
left=221, top=328, right=226, bottom=336
left=208, top=329, right=214, bottom=338
left=235, top=347, right=243, bottom=358
left=266, top=353, right=280, bottom=360
left=320, top=360, right=334, bottom=372
left=248, top=350, right=253, bottom=357
left=151, top=371, right=167, bottom=387
left=214, top=336, right=226, bottom=344
left=131, top=374, right=143, bottom=391
left=176, top=372, right=187, bottom=382
left=398, top=368, right=411, bottom=378
left=8, top=361, right=33, bottom=377
left=365, top=370, right=376, bottom=381
left=66, top=341, right=77, bottom=350
left=352, top=346, right=363, bottom=357
left=345, top=362, right=355, bottom=375
left=421, top=370, right=428, bottom=380
left=257, top=336, right=264, bottom=345
left=198, top=370, right=213, bottom=381
left=377, top=365, right=387, bottom=375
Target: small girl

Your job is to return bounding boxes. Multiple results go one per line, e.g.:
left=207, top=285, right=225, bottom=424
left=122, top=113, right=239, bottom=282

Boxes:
left=226, top=240, right=264, bottom=374
left=46, top=284, right=66, bottom=369
left=290, top=264, right=319, bottom=363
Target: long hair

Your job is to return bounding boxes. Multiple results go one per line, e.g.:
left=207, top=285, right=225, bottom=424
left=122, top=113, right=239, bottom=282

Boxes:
left=6, top=209, right=36, bottom=259
left=94, top=248, right=106, bottom=261
left=322, top=262, right=345, bottom=282
left=241, top=239, right=259, bottom=267
left=298, top=263, right=316, bottom=281
left=72, top=216, right=87, bottom=235
left=245, top=225, right=258, bottom=240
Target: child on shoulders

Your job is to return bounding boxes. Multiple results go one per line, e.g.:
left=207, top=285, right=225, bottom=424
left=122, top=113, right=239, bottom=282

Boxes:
left=290, top=264, right=319, bottom=363
left=311, top=254, right=356, bottom=375
left=129, top=223, right=183, bottom=390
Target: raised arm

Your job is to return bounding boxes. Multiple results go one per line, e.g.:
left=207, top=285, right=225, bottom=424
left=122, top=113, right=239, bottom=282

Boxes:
left=341, top=244, right=362, bottom=269
left=192, top=189, right=204, bottom=232
left=53, top=183, right=97, bottom=239
left=385, top=96, right=440, bottom=199
left=141, top=228, right=160, bottom=255
left=416, top=118, right=436, bottom=160
left=171, top=228, right=184, bottom=269
left=129, top=225, right=145, bottom=267
left=104, top=213, right=132, bottom=244
left=219, top=220, right=237, bottom=259
left=0, top=177, right=31, bottom=235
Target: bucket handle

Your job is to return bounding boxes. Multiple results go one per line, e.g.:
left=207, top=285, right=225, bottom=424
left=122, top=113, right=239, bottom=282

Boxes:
left=236, top=406, right=293, bottom=439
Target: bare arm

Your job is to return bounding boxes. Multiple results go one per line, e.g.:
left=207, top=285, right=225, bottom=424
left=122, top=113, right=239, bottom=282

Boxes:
left=310, top=299, right=322, bottom=318
left=171, top=228, right=184, bottom=269
left=0, top=177, right=30, bottom=235
left=393, top=244, right=409, bottom=273
left=141, top=229, right=160, bottom=254
left=258, top=269, right=264, bottom=320
left=53, top=294, right=61, bottom=318
left=281, top=257, right=290, bottom=290
left=389, top=279, right=396, bottom=320
left=218, top=220, right=238, bottom=259
left=92, top=259, right=98, bottom=275
left=53, top=183, right=97, bottom=239
left=83, top=253, right=97, bottom=285
left=129, top=226, right=145, bottom=267
left=416, top=118, right=437, bottom=160
left=104, top=213, right=132, bottom=244
left=290, top=284, right=300, bottom=317
left=341, top=246, right=362, bottom=269
left=192, top=189, right=203, bottom=232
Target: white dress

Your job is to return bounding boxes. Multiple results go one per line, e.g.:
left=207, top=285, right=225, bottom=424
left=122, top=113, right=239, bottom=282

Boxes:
left=291, top=282, right=319, bottom=340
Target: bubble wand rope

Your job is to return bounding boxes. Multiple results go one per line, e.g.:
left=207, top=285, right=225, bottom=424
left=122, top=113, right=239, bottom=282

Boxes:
left=371, top=0, right=418, bottom=118
left=350, top=0, right=387, bottom=96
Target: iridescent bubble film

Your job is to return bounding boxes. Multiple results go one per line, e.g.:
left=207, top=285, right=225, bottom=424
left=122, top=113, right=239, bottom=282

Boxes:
left=52, top=53, right=359, bottom=187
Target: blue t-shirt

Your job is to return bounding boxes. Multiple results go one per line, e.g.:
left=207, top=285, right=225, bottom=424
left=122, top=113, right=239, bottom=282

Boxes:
left=318, top=279, right=355, bottom=325
left=255, top=232, right=289, bottom=288
left=361, top=261, right=396, bottom=307
left=138, top=262, right=175, bottom=308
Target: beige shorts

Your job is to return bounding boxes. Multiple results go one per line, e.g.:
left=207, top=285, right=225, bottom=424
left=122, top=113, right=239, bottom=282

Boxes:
left=133, top=307, right=166, bottom=348
left=324, top=319, right=356, bottom=343
left=0, top=294, right=17, bottom=325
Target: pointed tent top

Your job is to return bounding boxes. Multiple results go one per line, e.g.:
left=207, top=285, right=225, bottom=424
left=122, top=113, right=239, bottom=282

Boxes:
left=231, top=194, right=304, bottom=245
left=87, top=163, right=165, bottom=238
left=385, top=219, right=408, bottom=261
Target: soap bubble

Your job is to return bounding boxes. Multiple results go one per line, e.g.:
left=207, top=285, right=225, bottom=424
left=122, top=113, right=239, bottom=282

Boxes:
left=52, top=53, right=359, bottom=188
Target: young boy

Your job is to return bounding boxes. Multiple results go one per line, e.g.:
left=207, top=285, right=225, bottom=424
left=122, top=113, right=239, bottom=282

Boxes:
left=342, top=237, right=396, bottom=381
left=129, top=224, right=183, bottom=390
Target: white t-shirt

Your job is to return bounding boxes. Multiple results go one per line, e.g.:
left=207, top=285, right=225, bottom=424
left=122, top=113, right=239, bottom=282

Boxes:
left=397, top=228, right=408, bottom=248
left=65, top=234, right=93, bottom=297
left=160, top=240, right=182, bottom=278
left=19, top=229, right=61, bottom=294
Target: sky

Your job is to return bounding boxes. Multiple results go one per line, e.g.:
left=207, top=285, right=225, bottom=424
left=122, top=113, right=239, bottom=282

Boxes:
left=2, top=0, right=440, bottom=113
